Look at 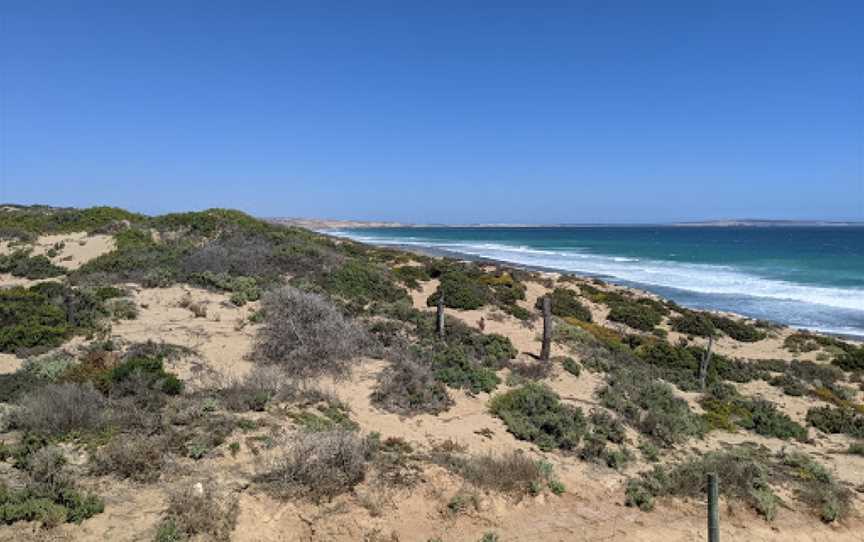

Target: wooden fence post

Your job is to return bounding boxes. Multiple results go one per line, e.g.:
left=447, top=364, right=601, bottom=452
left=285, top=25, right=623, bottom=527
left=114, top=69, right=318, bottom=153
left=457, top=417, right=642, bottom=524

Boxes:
left=436, top=292, right=445, bottom=339
left=540, top=296, right=552, bottom=361
left=708, top=473, right=720, bottom=542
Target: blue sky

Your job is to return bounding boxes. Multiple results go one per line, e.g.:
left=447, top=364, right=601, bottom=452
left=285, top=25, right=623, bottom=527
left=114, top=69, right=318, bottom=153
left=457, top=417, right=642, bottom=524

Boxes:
left=1, top=1, right=862, bottom=223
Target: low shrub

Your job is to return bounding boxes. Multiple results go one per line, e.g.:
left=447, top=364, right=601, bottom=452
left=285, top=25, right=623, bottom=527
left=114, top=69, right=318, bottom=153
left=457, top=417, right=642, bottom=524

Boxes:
left=784, top=332, right=823, bottom=354
left=607, top=299, right=664, bottom=332
left=92, top=435, right=167, bottom=482
left=155, top=484, right=238, bottom=542
left=768, top=374, right=807, bottom=396
left=0, top=205, right=142, bottom=235
left=561, top=356, right=581, bottom=377
left=709, top=315, right=765, bottom=342
left=589, top=409, right=627, bottom=444
left=220, top=366, right=287, bottom=412
left=625, top=446, right=778, bottom=519
left=427, top=270, right=490, bottom=310
left=806, top=406, right=864, bottom=438
left=0, top=250, right=66, bottom=279
left=109, top=355, right=184, bottom=397
left=565, top=320, right=623, bottom=348
left=489, top=383, right=586, bottom=451
left=0, top=287, right=69, bottom=353
left=787, top=359, right=843, bottom=386
left=392, top=265, right=430, bottom=290
left=701, top=393, right=807, bottom=440
left=670, top=311, right=715, bottom=337
left=0, top=371, right=43, bottom=403
left=372, top=350, right=453, bottom=415
left=834, top=346, right=864, bottom=372
left=13, top=382, right=106, bottom=437
left=435, top=451, right=551, bottom=496
left=255, top=430, right=375, bottom=502
left=253, top=287, right=369, bottom=379
left=847, top=442, right=864, bottom=456
left=0, top=446, right=104, bottom=526
left=778, top=449, right=853, bottom=522
left=507, top=360, right=553, bottom=384
left=599, top=367, right=706, bottom=447
left=324, top=260, right=408, bottom=305
left=535, top=288, right=592, bottom=322
left=432, top=345, right=501, bottom=393
left=106, top=298, right=139, bottom=320
left=21, top=351, right=76, bottom=381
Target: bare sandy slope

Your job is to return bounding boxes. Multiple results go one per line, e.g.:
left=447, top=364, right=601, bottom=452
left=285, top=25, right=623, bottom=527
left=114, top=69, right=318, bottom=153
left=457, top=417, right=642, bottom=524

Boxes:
left=0, top=232, right=115, bottom=270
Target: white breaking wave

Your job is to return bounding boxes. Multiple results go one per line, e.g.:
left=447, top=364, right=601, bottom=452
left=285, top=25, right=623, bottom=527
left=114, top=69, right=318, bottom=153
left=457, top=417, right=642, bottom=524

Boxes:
left=331, top=232, right=864, bottom=313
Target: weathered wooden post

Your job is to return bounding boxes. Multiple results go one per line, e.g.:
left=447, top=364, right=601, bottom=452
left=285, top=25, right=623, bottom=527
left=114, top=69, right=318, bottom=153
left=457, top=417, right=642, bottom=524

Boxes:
left=699, top=334, right=714, bottom=392
left=707, top=473, right=720, bottom=542
left=540, top=296, right=552, bottom=361
left=436, top=292, right=445, bottom=339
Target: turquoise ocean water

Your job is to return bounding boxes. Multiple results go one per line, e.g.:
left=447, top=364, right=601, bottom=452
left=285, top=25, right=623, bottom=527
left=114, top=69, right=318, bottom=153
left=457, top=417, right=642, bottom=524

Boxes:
left=333, top=226, right=864, bottom=338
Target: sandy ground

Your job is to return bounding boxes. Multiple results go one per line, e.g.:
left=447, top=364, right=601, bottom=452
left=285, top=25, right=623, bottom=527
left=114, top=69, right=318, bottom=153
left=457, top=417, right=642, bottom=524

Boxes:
left=109, top=285, right=261, bottom=384
left=0, top=232, right=115, bottom=271
left=2, top=259, right=864, bottom=540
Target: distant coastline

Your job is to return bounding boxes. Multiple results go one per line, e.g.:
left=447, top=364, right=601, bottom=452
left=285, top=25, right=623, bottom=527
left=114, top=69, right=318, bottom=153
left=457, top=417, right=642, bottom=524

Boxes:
left=269, top=217, right=864, bottom=230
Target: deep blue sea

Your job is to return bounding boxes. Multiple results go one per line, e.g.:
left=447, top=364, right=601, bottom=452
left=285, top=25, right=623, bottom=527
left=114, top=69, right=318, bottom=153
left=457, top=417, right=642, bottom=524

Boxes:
left=333, top=226, right=864, bottom=338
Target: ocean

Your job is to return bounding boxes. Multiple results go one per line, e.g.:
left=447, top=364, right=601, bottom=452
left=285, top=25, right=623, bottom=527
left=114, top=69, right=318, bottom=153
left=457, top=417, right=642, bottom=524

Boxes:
left=331, top=226, right=864, bottom=338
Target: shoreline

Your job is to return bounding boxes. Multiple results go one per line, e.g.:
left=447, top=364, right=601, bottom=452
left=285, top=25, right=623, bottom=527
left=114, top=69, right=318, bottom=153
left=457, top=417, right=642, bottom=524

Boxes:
left=335, top=236, right=864, bottom=343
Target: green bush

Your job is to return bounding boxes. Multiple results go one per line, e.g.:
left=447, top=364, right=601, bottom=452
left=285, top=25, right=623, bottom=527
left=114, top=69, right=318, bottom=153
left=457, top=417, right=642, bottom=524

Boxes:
left=482, top=271, right=526, bottom=307
left=109, top=356, right=184, bottom=396
left=192, top=271, right=260, bottom=305
left=778, top=449, right=853, bottom=522
left=599, top=367, right=706, bottom=447
left=0, top=205, right=142, bottom=235
left=701, top=390, right=806, bottom=440
left=561, top=357, right=581, bottom=377
left=806, top=406, right=864, bottom=438
left=414, top=314, right=516, bottom=368
left=833, top=346, right=864, bottom=372
left=768, top=374, right=807, bottom=396
left=324, top=260, right=408, bottom=305
left=433, top=345, right=501, bottom=393
left=106, top=298, right=139, bottom=320
left=784, top=332, right=820, bottom=353
left=392, top=265, right=430, bottom=290
left=0, top=251, right=66, bottom=279
left=635, top=341, right=698, bottom=383
left=535, top=288, right=592, bottom=322
left=625, top=447, right=778, bottom=519
left=75, top=230, right=187, bottom=287
left=589, top=409, right=627, bottom=444
left=709, top=315, right=765, bottom=342
left=607, top=299, right=663, bottom=331
left=427, top=270, right=490, bottom=310
left=0, top=447, right=104, bottom=526
left=489, top=383, right=586, bottom=451
left=0, top=287, right=69, bottom=353
left=670, top=311, right=714, bottom=337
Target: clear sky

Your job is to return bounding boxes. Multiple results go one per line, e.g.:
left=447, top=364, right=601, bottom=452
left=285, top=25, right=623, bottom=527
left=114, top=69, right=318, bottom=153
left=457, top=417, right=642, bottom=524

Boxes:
left=1, top=1, right=862, bottom=223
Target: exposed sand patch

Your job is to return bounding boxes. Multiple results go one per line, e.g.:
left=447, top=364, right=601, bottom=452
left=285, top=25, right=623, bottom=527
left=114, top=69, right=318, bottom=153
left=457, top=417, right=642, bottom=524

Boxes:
left=0, top=273, right=62, bottom=289
left=33, top=232, right=115, bottom=270
left=109, top=286, right=260, bottom=383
